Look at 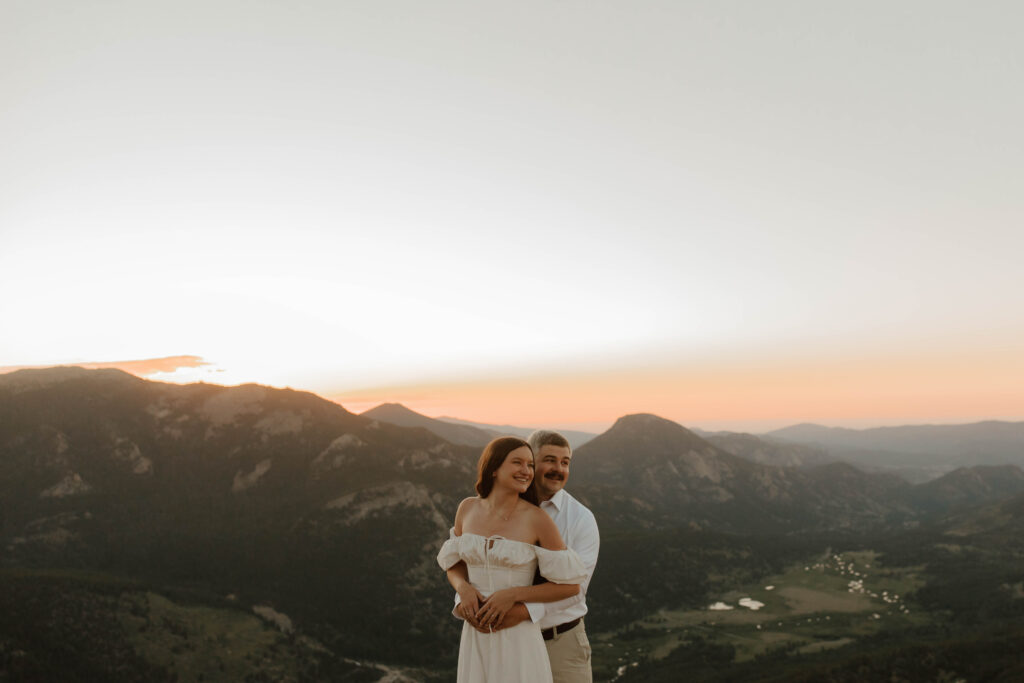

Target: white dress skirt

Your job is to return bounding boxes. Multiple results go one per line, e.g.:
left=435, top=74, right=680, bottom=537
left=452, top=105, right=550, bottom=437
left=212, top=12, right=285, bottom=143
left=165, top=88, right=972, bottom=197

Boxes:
left=437, top=529, right=587, bottom=683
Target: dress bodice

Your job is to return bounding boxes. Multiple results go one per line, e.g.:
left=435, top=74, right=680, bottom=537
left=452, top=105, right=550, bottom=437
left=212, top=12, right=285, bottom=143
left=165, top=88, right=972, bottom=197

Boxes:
left=437, top=529, right=587, bottom=595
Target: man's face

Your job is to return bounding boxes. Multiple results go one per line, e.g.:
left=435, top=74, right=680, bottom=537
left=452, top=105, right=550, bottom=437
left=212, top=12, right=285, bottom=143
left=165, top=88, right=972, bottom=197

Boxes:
left=534, top=444, right=572, bottom=501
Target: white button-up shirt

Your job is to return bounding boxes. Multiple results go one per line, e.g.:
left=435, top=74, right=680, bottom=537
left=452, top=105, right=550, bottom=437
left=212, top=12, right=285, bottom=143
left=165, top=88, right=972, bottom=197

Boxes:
left=525, top=488, right=600, bottom=629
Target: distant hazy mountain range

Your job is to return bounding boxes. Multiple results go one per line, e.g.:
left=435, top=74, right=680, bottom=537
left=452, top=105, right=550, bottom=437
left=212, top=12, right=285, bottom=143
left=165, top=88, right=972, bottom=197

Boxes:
left=361, top=403, right=496, bottom=447
left=435, top=416, right=598, bottom=450
left=765, top=421, right=1024, bottom=482
left=360, top=404, right=598, bottom=449
left=360, top=402, right=1024, bottom=484
left=571, top=414, right=921, bottom=533
left=339, top=400, right=1024, bottom=534
left=4, top=367, right=1024, bottom=680
left=700, top=431, right=835, bottom=469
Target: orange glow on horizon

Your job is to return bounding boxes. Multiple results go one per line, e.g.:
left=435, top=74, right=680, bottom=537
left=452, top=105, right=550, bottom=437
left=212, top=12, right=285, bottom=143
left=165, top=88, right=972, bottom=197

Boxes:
left=7, top=347, right=1023, bottom=434
left=330, top=345, right=1024, bottom=431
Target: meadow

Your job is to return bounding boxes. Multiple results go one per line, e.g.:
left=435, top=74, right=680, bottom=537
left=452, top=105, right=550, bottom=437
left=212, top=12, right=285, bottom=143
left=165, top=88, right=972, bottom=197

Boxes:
left=596, top=550, right=929, bottom=679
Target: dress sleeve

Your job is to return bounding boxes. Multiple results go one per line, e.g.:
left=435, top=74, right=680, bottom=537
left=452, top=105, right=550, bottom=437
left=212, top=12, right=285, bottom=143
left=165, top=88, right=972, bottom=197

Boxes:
left=436, top=528, right=462, bottom=570
left=535, top=546, right=588, bottom=584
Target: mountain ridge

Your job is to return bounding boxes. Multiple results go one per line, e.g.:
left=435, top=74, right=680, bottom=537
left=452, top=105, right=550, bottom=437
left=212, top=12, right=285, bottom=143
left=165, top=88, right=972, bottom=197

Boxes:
left=765, top=419, right=1024, bottom=479
left=436, top=416, right=598, bottom=449
left=572, top=414, right=914, bottom=533
left=361, top=402, right=495, bottom=447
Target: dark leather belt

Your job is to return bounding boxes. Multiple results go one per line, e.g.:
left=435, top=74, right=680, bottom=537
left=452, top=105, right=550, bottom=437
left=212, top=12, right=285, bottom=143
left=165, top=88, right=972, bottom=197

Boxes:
left=541, top=617, right=581, bottom=641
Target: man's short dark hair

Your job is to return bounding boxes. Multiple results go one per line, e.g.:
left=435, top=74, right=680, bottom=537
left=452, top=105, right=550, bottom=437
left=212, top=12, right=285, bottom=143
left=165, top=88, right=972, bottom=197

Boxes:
left=527, top=430, right=571, bottom=455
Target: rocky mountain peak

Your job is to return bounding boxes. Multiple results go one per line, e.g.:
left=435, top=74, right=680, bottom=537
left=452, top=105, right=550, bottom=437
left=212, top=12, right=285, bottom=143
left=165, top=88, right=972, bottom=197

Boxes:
left=572, top=413, right=742, bottom=502
left=609, top=412, right=686, bottom=431
left=361, top=403, right=493, bottom=447
left=364, top=402, right=418, bottom=417
left=0, top=366, right=141, bottom=393
left=590, top=413, right=712, bottom=457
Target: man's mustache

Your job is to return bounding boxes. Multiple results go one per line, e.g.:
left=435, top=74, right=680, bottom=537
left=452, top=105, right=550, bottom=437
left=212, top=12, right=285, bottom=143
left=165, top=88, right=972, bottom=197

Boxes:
left=543, top=473, right=564, bottom=480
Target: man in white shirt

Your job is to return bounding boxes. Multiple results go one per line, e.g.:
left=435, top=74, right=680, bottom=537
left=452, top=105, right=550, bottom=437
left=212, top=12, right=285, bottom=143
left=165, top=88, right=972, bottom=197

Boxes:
left=498, top=429, right=600, bottom=683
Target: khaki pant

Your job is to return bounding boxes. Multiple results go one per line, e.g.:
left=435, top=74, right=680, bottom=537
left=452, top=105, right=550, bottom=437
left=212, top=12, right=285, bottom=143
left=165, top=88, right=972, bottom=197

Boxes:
left=544, top=620, right=592, bottom=683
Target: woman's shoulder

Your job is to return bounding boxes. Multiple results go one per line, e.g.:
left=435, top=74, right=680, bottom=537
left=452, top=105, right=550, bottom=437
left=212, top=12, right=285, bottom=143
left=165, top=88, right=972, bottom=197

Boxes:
left=458, top=496, right=482, bottom=510
left=525, top=504, right=564, bottom=548
left=454, top=496, right=481, bottom=530
left=522, top=500, right=547, bottom=520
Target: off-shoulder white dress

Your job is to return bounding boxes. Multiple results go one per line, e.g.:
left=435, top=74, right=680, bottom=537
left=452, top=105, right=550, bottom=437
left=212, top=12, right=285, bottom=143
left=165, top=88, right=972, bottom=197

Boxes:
left=437, top=529, right=588, bottom=683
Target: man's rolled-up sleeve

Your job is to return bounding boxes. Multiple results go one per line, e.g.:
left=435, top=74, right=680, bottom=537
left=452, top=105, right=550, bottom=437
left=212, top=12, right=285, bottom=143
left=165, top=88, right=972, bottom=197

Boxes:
left=524, top=601, right=545, bottom=623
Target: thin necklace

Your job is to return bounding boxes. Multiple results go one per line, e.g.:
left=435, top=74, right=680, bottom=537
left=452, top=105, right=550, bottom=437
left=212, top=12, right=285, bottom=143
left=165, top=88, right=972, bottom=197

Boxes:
left=489, top=496, right=518, bottom=522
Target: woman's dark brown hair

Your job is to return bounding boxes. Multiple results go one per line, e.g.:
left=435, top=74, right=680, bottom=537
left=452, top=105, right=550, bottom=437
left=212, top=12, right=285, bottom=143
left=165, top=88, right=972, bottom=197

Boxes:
left=475, top=436, right=538, bottom=505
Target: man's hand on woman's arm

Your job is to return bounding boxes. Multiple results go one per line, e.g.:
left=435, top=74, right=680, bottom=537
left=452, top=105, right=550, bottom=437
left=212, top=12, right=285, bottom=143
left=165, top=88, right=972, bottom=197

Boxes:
left=470, top=602, right=530, bottom=634
left=494, top=603, right=530, bottom=631
left=476, top=581, right=578, bottom=627
left=446, top=561, right=484, bottom=627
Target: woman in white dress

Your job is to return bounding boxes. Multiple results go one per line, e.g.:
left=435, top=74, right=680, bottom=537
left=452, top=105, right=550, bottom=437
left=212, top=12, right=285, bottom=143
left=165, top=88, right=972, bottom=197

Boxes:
left=438, top=437, right=587, bottom=683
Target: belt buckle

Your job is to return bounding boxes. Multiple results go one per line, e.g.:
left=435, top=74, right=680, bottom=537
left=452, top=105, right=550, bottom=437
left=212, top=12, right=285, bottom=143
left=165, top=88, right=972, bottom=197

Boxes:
left=546, top=618, right=577, bottom=640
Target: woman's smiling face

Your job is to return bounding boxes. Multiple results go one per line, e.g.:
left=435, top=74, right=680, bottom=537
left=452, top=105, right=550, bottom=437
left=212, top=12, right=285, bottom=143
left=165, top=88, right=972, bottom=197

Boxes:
left=493, top=445, right=534, bottom=494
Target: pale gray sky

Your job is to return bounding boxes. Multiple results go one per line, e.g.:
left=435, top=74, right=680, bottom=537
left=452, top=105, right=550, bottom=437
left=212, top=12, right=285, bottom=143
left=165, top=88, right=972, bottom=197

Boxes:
left=2, top=1, right=1022, bottom=424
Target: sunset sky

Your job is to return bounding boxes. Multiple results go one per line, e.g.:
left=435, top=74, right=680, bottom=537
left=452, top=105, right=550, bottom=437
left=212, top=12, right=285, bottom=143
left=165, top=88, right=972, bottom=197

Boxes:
left=2, top=1, right=1022, bottom=433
